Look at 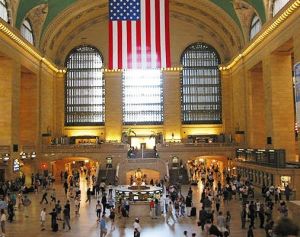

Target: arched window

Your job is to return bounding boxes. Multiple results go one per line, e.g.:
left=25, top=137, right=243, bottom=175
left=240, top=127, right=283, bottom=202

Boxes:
left=123, top=69, right=163, bottom=125
left=20, top=19, right=34, bottom=45
left=249, top=15, right=262, bottom=40
left=273, top=0, right=290, bottom=16
left=0, top=0, right=8, bottom=22
left=181, top=43, right=222, bottom=124
left=65, top=46, right=105, bottom=126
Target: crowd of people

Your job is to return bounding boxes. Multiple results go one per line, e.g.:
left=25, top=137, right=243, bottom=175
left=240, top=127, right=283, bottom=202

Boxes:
left=0, top=161, right=298, bottom=237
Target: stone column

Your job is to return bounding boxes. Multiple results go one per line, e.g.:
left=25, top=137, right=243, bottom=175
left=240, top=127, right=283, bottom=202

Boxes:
left=246, top=65, right=266, bottom=148
left=163, top=71, right=181, bottom=140
left=104, top=71, right=123, bottom=141
left=263, top=53, right=295, bottom=162
left=221, top=70, right=233, bottom=137
left=0, top=57, right=21, bottom=179
left=54, top=72, right=65, bottom=137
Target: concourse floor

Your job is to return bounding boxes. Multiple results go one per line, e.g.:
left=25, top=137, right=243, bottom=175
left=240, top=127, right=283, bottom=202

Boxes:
left=6, top=180, right=277, bottom=237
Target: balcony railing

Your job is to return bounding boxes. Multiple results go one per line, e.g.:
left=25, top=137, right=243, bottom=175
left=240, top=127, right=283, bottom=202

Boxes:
left=42, top=143, right=128, bottom=153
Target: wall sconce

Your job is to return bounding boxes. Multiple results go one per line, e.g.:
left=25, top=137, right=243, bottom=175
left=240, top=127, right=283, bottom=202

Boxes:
left=2, top=153, right=10, bottom=162
left=31, top=152, right=36, bottom=159
left=20, top=151, right=37, bottom=160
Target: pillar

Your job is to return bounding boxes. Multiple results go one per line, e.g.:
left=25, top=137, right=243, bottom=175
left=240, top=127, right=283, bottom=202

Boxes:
left=221, top=70, right=233, bottom=136
left=263, top=53, right=295, bottom=161
left=247, top=64, right=266, bottom=148
left=104, top=71, right=123, bottom=141
left=163, top=71, right=181, bottom=140
left=0, top=58, right=21, bottom=179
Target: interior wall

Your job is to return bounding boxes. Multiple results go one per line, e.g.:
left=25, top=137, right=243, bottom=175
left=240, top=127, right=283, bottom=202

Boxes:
left=19, top=71, right=38, bottom=145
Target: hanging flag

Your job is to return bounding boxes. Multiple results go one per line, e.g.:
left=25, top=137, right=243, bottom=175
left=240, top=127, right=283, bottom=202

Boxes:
left=108, top=0, right=171, bottom=70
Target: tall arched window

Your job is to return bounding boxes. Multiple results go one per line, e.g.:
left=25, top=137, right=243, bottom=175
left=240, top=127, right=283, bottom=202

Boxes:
left=20, top=19, right=34, bottom=45
left=273, top=0, right=290, bottom=16
left=181, top=43, right=222, bottom=124
left=123, top=69, right=163, bottom=125
left=249, top=15, right=262, bottom=40
left=65, top=46, right=105, bottom=126
left=0, top=0, right=8, bottom=22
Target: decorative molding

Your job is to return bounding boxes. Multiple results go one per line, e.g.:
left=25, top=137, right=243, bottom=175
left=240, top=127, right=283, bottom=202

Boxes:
left=0, top=21, right=63, bottom=73
left=220, top=0, right=300, bottom=71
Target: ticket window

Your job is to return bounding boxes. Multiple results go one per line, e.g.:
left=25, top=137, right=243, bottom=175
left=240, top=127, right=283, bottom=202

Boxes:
left=281, top=176, right=291, bottom=189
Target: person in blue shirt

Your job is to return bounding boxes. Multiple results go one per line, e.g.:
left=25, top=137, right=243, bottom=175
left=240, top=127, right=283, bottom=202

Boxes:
left=99, top=217, right=107, bottom=237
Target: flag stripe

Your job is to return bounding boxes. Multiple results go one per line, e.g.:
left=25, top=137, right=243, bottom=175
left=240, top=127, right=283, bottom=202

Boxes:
left=108, top=21, right=113, bottom=69
left=155, top=0, right=161, bottom=68
left=141, top=0, right=146, bottom=68
left=150, top=0, right=156, bottom=68
left=117, top=21, right=122, bottom=69
left=136, top=20, right=142, bottom=68
left=113, top=22, right=118, bottom=69
left=122, top=21, right=127, bottom=69
left=160, top=0, right=166, bottom=68
left=127, top=21, right=132, bottom=69
left=145, top=0, right=151, bottom=68
left=165, top=0, right=171, bottom=68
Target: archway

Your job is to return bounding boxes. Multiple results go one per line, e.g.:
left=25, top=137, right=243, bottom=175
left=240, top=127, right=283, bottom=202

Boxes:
left=187, top=155, right=229, bottom=182
left=49, top=157, right=99, bottom=179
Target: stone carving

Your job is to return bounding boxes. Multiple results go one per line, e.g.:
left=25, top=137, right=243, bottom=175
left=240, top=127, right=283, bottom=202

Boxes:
left=26, top=4, right=48, bottom=48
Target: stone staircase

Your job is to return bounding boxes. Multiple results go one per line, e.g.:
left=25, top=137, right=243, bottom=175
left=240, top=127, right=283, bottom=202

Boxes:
left=97, top=168, right=116, bottom=185
left=169, top=167, right=189, bottom=185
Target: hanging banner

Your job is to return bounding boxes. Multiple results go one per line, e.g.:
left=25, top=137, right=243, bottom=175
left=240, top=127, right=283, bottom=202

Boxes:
left=294, top=62, right=300, bottom=130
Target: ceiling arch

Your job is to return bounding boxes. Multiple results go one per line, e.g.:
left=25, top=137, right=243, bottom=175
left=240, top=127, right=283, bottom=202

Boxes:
left=16, top=0, right=266, bottom=33
left=38, top=0, right=244, bottom=66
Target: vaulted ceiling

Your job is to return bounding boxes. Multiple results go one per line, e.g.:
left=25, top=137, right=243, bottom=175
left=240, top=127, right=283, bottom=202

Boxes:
left=13, top=0, right=268, bottom=65
left=16, top=0, right=266, bottom=31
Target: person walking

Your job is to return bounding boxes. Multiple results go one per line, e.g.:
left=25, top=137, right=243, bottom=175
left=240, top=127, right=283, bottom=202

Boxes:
left=86, top=188, right=91, bottom=204
left=7, top=201, right=14, bottom=223
left=133, top=218, right=141, bottom=237
left=247, top=225, right=254, bottom=237
left=96, top=200, right=102, bottom=221
left=55, top=200, right=62, bottom=220
left=166, top=201, right=176, bottom=224
left=241, top=205, right=247, bottom=229
left=0, top=209, right=6, bottom=237
left=40, top=190, right=48, bottom=204
left=63, top=202, right=71, bottom=231
left=49, top=208, right=57, bottom=232
left=109, top=207, right=116, bottom=230
left=22, top=195, right=31, bottom=218
left=102, top=194, right=107, bottom=215
left=99, top=217, right=108, bottom=237
left=40, top=208, right=46, bottom=231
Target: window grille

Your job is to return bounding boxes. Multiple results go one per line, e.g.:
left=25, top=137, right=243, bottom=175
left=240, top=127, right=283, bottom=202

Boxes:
left=273, top=0, right=290, bottom=16
left=181, top=43, right=222, bottom=124
left=20, top=19, right=34, bottom=45
left=0, top=0, right=8, bottom=22
left=249, top=15, right=262, bottom=40
left=65, top=46, right=105, bottom=126
left=123, top=69, right=163, bottom=125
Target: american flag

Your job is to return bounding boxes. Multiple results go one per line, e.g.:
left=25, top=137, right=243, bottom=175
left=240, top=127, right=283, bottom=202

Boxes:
left=108, top=0, right=171, bottom=70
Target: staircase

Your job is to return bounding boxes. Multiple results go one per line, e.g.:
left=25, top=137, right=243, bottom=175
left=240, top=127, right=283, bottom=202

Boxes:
left=131, top=149, right=158, bottom=158
left=169, top=167, right=189, bottom=185
left=97, top=168, right=116, bottom=185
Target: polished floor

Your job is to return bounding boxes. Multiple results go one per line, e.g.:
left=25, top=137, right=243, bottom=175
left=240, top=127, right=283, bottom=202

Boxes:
left=5, top=179, right=285, bottom=237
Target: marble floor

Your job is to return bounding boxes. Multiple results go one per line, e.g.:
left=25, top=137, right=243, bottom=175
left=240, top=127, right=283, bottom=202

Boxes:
left=5, top=179, right=285, bottom=237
